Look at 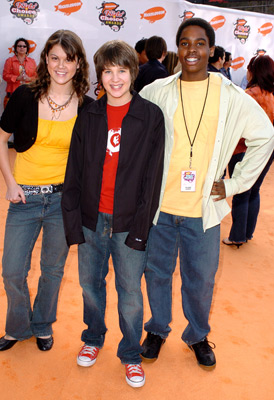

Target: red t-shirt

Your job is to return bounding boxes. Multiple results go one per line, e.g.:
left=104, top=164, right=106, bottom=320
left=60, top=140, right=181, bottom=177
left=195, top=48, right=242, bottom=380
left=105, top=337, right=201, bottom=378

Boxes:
left=99, top=101, right=130, bottom=214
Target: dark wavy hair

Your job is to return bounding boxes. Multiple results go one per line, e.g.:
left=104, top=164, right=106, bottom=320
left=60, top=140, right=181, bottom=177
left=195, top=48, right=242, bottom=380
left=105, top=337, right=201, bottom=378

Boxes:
left=94, top=40, right=139, bottom=91
left=30, top=30, right=90, bottom=104
left=14, top=38, right=29, bottom=55
left=247, top=55, right=274, bottom=93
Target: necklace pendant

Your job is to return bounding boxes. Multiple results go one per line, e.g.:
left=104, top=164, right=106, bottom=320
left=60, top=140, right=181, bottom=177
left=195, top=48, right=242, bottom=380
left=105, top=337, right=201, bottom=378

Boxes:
left=46, top=92, right=74, bottom=119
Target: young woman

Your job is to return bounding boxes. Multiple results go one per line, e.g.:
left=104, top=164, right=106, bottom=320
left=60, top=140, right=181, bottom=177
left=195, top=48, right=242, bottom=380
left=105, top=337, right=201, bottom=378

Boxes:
left=0, top=30, right=92, bottom=352
left=223, top=55, right=274, bottom=247
left=3, top=37, right=37, bottom=108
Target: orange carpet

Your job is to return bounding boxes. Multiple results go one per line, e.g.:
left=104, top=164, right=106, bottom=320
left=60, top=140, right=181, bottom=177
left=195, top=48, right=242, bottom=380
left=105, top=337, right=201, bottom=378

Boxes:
left=0, top=149, right=274, bottom=400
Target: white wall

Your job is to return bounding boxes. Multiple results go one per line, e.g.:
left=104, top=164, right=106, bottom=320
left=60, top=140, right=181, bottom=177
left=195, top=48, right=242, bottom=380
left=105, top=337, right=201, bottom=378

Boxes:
left=1, top=0, right=273, bottom=113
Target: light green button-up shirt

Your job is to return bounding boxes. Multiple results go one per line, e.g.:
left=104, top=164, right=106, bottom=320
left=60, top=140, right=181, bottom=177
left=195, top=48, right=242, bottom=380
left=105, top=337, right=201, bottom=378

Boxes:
left=140, top=72, right=274, bottom=231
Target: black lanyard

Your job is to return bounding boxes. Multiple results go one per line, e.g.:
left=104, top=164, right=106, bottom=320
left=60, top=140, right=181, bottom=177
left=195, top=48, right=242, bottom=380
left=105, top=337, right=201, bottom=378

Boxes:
left=179, top=75, right=210, bottom=169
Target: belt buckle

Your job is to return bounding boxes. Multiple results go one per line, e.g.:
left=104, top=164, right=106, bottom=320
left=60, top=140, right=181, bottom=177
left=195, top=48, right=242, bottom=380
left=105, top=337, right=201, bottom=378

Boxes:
left=40, top=185, right=53, bottom=194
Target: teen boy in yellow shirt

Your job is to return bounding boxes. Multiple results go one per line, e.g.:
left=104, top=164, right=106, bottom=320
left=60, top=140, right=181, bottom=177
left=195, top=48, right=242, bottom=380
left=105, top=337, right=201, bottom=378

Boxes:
left=139, top=18, right=274, bottom=370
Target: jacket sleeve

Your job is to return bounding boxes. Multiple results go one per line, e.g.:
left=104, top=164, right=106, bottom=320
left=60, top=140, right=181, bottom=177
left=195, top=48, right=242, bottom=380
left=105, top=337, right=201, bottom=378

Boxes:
left=25, top=58, right=37, bottom=79
left=0, top=85, right=26, bottom=133
left=125, top=105, right=165, bottom=251
left=223, top=90, right=274, bottom=198
left=3, top=57, right=17, bottom=84
left=61, top=115, right=85, bottom=246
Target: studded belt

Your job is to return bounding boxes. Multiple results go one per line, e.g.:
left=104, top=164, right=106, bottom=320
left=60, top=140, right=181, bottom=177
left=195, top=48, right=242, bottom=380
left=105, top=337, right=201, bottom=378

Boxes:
left=19, top=183, right=64, bottom=196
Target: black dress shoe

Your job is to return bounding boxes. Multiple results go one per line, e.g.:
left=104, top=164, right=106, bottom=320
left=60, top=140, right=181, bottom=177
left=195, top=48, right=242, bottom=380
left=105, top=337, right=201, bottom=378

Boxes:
left=141, top=332, right=166, bottom=362
left=0, top=336, right=18, bottom=351
left=188, top=337, right=216, bottom=370
left=36, top=336, right=54, bottom=351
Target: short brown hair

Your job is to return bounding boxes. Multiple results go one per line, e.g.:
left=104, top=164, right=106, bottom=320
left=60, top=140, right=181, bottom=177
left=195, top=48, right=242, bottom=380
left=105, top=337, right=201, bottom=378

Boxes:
left=145, top=36, right=167, bottom=60
left=94, top=40, right=139, bottom=91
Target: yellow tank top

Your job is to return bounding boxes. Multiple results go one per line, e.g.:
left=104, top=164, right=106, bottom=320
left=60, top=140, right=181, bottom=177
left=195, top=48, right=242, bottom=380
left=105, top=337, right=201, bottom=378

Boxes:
left=13, top=116, right=76, bottom=185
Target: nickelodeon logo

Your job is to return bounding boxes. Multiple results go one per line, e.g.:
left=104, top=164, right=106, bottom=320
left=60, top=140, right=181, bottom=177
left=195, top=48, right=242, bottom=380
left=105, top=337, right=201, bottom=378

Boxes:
left=231, top=57, right=245, bottom=71
left=258, top=22, right=273, bottom=36
left=55, top=0, right=83, bottom=15
left=209, top=15, right=226, bottom=31
left=140, top=7, right=166, bottom=23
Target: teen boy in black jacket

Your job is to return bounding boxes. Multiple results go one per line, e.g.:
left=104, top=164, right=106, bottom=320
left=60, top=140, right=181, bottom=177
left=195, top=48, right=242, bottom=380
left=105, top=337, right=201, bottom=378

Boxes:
left=61, top=40, right=164, bottom=388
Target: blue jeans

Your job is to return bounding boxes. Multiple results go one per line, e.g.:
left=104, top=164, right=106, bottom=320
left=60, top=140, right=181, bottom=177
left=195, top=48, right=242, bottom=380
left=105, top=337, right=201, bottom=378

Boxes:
left=228, top=151, right=274, bottom=242
left=78, top=213, right=146, bottom=364
left=2, top=192, right=68, bottom=339
left=144, top=212, right=220, bottom=345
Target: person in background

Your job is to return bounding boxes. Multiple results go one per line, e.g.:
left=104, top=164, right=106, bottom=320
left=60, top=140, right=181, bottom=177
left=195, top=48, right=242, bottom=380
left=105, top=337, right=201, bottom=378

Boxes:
left=3, top=37, right=37, bottom=108
left=139, top=18, right=274, bottom=371
left=239, top=56, right=258, bottom=90
left=223, top=55, right=274, bottom=247
left=0, top=30, right=92, bottom=353
left=162, top=51, right=179, bottom=76
left=240, top=74, right=248, bottom=90
left=61, top=40, right=165, bottom=388
left=134, top=36, right=168, bottom=92
left=134, top=38, right=148, bottom=66
left=220, top=51, right=232, bottom=80
left=207, top=45, right=226, bottom=76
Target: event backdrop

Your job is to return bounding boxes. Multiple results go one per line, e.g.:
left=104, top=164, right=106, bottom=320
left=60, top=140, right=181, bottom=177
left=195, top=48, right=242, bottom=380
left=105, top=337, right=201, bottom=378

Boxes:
left=0, top=0, right=274, bottom=111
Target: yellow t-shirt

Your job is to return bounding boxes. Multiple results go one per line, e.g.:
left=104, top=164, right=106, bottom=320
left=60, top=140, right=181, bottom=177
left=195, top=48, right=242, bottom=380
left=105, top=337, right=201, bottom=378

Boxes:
left=161, top=74, right=221, bottom=217
left=13, top=116, right=76, bottom=185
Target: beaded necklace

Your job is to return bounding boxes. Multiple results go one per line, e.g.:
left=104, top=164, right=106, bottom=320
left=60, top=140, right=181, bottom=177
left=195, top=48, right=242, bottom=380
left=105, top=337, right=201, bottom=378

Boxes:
left=46, top=92, right=74, bottom=120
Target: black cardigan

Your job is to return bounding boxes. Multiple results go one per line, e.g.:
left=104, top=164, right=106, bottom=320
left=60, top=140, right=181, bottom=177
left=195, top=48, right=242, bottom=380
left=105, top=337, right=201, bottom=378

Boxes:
left=0, top=84, right=94, bottom=152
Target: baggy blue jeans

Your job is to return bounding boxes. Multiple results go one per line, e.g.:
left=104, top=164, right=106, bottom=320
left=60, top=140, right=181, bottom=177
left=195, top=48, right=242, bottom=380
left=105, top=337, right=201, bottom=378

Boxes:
left=1, top=192, right=68, bottom=339
left=144, top=212, right=220, bottom=345
left=78, top=213, right=146, bottom=364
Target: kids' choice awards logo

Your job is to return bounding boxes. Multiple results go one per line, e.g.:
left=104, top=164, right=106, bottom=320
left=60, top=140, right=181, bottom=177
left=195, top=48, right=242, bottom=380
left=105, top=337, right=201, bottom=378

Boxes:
left=179, top=10, right=194, bottom=21
left=97, top=2, right=126, bottom=32
left=183, top=171, right=195, bottom=183
left=140, top=6, right=166, bottom=23
left=234, top=18, right=250, bottom=44
left=8, top=0, right=39, bottom=25
left=54, top=0, right=83, bottom=16
left=209, top=15, right=226, bottom=31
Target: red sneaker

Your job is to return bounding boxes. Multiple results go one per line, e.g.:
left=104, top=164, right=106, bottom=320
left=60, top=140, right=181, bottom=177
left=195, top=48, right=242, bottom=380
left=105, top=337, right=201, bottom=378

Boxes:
left=125, top=364, right=145, bottom=388
left=77, top=344, right=99, bottom=367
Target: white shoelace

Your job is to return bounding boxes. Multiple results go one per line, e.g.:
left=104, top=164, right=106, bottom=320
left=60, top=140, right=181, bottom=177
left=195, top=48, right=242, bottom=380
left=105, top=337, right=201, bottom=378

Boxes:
left=80, top=345, right=97, bottom=357
left=127, top=364, right=143, bottom=374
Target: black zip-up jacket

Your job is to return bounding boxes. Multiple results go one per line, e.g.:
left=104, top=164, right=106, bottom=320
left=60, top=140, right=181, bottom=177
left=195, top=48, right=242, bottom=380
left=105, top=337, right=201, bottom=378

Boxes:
left=61, top=92, right=165, bottom=251
left=0, top=85, right=94, bottom=152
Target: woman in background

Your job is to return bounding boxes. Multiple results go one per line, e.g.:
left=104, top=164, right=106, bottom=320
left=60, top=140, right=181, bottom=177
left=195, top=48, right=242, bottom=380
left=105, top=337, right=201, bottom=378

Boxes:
left=223, top=55, right=274, bottom=247
left=3, top=37, right=37, bottom=108
left=0, top=30, right=92, bottom=352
